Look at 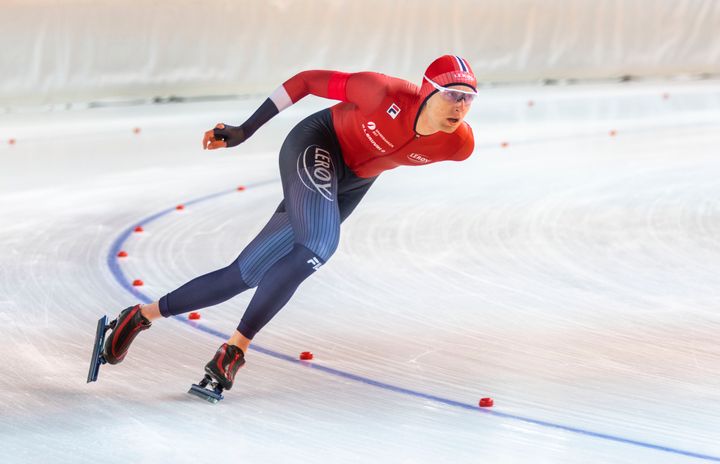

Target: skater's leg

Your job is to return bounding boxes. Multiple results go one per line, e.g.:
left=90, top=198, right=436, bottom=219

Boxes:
left=228, top=178, right=375, bottom=342
left=228, top=330, right=251, bottom=353
left=156, top=259, right=250, bottom=317
left=337, top=176, right=378, bottom=222
left=104, top=213, right=293, bottom=365
left=147, top=210, right=294, bottom=319
left=140, top=301, right=162, bottom=321
left=237, top=243, right=329, bottom=339
left=235, top=109, right=343, bottom=341
left=235, top=208, right=295, bottom=287
left=219, top=246, right=330, bottom=351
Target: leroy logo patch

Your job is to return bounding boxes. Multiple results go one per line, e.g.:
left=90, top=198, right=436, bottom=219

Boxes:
left=296, top=145, right=335, bottom=201
left=407, top=153, right=431, bottom=164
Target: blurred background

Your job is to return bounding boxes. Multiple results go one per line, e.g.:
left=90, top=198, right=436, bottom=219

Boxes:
left=2, top=0, right=719, bottom=107
left=1, top=2, right=719, bottom=464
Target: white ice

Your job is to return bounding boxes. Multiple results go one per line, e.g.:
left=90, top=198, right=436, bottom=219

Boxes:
left=1, top=80, right=719, bottom=463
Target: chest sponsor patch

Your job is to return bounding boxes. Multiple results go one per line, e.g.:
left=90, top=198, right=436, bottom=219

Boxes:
left=387, top=103, right=401, bottom=119
left=407, top=153, right=431, bottom=164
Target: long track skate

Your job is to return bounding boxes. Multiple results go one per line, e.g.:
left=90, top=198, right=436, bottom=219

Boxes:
left=188, top=374, right=225, bottom=404
left=86, top=315, right=114, bottom=383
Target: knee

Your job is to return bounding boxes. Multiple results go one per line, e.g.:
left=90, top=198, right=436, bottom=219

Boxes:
left=235, top=227, right=295, bottom=288
left=219, top=261, right=251, bottom=291
left=300, top=229, right=339, bottom=264
left=234, top=256, right=268, bottom=289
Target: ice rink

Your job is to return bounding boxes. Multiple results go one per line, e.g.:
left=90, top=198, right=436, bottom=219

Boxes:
left=1, top=80, right=719, bottom=463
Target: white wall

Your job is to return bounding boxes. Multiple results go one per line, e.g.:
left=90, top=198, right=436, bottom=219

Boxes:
left=1, top=0, right=719, bottom=105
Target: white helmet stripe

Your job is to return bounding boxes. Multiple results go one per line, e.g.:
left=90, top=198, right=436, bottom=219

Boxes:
left=454, top=55, right=468, bottom=72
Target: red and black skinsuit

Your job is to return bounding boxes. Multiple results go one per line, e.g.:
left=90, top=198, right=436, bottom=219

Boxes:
left=158, top=57, right=477, bottom=341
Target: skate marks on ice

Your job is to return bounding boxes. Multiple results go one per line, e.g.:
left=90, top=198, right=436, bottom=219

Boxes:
left=104, top=176, right=720, bottom=462
left=4, top=87, right=717, bottom=463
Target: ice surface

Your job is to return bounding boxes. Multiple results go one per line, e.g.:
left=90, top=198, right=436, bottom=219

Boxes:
left=1, top=81, right=719, bottom=463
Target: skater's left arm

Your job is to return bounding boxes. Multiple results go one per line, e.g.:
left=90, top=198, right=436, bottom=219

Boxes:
left=203, top=96, right=282, bottom=150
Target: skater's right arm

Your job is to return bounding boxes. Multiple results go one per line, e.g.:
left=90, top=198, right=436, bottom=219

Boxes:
left=203, top=70, right=394, bottom=150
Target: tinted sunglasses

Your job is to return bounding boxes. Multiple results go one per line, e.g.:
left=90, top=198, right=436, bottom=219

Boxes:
left=424, top=75, right=478, bottom=104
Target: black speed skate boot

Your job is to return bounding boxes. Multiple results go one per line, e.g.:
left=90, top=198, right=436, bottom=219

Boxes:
left=204, top=343, right=245, bottom=391
left=102, top=305, right=152, bottom=365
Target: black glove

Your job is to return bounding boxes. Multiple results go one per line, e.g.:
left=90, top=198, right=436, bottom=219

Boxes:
left=213, top=124, right=247, bottom=148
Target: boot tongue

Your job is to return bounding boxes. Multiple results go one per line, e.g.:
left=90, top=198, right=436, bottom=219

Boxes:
left=138, top=312, right=152, bottom=326
left=226, top=344, right=244, bottom=357
left=131, top=305, right=152, bottom=326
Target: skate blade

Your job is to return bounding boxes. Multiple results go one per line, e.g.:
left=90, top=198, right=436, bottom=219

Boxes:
left=188, top=384, right=224, bottom=404
left=87, top=315, right=109, bottom=383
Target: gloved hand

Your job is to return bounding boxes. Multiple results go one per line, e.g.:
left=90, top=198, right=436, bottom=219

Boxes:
left=202, top=123, right=247, bottom=150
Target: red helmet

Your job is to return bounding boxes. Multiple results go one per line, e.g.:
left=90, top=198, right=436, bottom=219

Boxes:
left=419, top=55, right=477, bottom=102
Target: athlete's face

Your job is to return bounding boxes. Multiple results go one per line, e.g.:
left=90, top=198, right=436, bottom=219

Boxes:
left=422, top=85, right=474, bottom=134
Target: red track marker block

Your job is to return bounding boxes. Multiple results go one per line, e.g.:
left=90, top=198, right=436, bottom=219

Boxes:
left=188, top=312, right=201, bottom=320
left=133, top=127, right=141, bottom=134
left=479, top=397, right=494, bottom=408
left=132, top=279, right=144, bottom=287
left=134, top=226, right=144, bottom=233
left=117, top=251, right=128, bottom=258
left=237, top=186, right=246, bottom=191
left=501, top=142, right=509, bottom=148
left=299, top=351, right=313, bottom=361
left=176, top=204, right=185, bottom=210
left=609, top=130, right=617, bottom=137
left=8, top=138, right=16, bottom=145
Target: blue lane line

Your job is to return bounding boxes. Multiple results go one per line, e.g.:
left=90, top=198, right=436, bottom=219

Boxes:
left=106, top=179, right=720, bottom=463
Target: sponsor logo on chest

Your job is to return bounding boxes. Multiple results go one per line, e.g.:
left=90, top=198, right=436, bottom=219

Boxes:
left=407, top=152, right=431, bottom=164
left=386, top=103, right=401, bottom=119
left=361, top=121, right=395, bottom=153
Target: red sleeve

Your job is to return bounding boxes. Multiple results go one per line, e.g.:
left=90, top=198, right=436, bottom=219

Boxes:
left=452, top=124, right=475, bottom=161
left=282, top=71, right=389, bottom=112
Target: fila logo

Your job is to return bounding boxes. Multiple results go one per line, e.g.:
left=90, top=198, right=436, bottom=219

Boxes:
left=367, top=121, right=376, bottom=130
left=307, top=257, right=322, bottom=271
left=387, top=103, right=401, bottom=119
left=407, top=152, right=431, bottom=164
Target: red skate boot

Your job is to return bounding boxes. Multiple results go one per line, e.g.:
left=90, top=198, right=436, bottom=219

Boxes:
left=102, top=305, right=152, bottom=365
left=188, top=343, right=245, bottom=403
left=204, top=343, right=245, bottom=390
